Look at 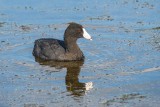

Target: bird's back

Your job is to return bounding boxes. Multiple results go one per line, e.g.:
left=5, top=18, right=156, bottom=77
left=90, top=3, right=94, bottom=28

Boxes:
left=33, top=38, right=66, bottom=60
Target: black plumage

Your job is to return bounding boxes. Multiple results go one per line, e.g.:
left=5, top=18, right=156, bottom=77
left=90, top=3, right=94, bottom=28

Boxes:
left=33, top=22, right=91, bottom=61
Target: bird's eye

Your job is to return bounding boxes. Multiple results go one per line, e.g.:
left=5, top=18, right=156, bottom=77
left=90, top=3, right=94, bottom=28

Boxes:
left=77, top=29, right=81, bottom=33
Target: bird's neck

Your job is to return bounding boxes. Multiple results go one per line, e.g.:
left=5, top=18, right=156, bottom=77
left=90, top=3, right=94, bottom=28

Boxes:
left=64, top=37, right=80, bottom=52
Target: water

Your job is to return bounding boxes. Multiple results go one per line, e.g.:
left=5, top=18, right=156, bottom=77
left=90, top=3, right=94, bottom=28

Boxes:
left=0, top=0, right=160, bottom=107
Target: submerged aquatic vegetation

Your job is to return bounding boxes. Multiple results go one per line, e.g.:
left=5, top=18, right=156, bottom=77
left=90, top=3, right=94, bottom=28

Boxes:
left=101, top=93, right=146, bottom=106
left=0, top=22, right=6, bottom=27
left=152, top=27, right=160, bottom=30
left=89, top=15, right=114, bottom=21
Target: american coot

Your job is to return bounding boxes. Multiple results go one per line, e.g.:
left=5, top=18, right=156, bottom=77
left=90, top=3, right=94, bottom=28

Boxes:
left=33, top=22, right=92, bottom=61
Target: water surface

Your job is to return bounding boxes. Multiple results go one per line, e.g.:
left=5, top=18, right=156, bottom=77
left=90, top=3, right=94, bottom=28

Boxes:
left=0, top=0, right=160, bottom=107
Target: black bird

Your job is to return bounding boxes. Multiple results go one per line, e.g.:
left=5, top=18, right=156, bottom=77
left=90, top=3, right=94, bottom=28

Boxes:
left=33, top=22, right=92, bottom=61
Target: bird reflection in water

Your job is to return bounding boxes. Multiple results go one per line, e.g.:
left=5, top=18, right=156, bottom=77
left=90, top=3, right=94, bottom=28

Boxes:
left=35, top=58, right=93, bottom=97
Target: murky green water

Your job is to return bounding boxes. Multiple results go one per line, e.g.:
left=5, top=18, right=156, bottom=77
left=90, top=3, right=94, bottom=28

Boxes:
left=0, top=0, right=160, bottom=107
